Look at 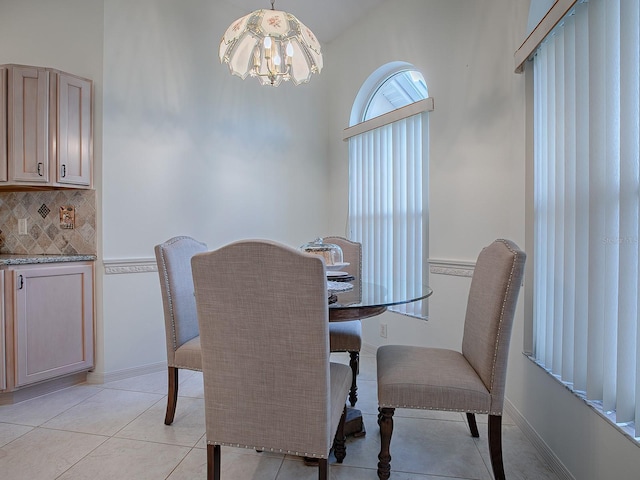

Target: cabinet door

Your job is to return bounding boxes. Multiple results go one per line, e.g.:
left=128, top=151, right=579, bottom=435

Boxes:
left=8, top=66, right=50, bottom=183
left=0, top=67, right=7, bottom=182
left=56, top=72, right=92, bottom=187
left=0, top=271, right=5, bottom=390
left=13, top=263, right=94, bottom=387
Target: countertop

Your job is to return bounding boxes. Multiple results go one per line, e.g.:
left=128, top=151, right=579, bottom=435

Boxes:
left=0, top=254, right=97, bottom=265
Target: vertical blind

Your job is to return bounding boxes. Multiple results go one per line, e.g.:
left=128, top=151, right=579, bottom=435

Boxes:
left=533, top=0, right=640, bottom=439
left=348, top=113, right=429, bottom=319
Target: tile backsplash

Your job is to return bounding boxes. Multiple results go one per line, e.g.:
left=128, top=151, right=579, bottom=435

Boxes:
left=0, top=190, right=96, bottom=255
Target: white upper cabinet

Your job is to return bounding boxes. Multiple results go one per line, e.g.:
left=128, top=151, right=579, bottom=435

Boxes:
left=1, top=64, right=93, bottom=189
left=0, top=67, right=7, bottom=182
left=53, top=71, right=92, bottom=187
left=7, top=65, right=50, bottom=184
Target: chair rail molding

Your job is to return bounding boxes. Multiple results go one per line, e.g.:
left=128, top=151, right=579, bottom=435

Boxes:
left=105, top=258, right=476, bottom=277
left=103, top=258, right=158, bottom=275
left=428, top=259, right=475, bottom=277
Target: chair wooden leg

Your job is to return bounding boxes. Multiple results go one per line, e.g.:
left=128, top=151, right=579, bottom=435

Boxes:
left=348, top=351, right=359, bottom=406
left=377, top=407, right=395, bottom=480
left=207, top=444, right=220, bottom=480
left=318, top=458, right=328, bottom=480
left=488, top=414, right=506, bottom=480
left=466, top=412, right=480, bottom=437
left=333, top=405, right=347, bottom=463
left=164, top=367, right=179, bottom=425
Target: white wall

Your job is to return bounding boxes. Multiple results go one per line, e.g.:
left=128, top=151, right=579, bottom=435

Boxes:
left=98, top=0, right=334, bottom=375
left=102, top=0, right=333, bottom=258
left=325, top=0, right=529, bottom=350
left=527, top=0, right=556, bottom=33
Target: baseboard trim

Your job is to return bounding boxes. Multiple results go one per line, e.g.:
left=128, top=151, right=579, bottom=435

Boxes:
left=504, top=398, right=575, bottom=480
left=87, top=361, right=166, bottom=384
left=0, top=372, right=88, bottom=405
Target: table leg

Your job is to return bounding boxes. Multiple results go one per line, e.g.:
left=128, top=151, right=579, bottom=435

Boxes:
left=304, top=404, right=366, bottom=466
left=344, top=406, right=366, bottom=437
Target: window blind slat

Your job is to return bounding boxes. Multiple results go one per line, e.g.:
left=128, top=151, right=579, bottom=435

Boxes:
left=601, top=0, right=622, bottom=415
left=615, top=0, right=640, bottom=424
left=585, top=0, right=607, bottom=404
left=573, top=0, right=590, bottom=394
left=553, top=31, right=566, bottom=377
left=562, top=13, right=577, bottom=384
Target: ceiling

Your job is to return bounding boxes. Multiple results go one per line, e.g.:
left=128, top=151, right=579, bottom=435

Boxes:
left=222, top=0, right=387, bottom=43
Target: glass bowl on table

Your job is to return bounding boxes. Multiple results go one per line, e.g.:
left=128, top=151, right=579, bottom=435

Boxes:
left=299, top=237, right=350, bottom=271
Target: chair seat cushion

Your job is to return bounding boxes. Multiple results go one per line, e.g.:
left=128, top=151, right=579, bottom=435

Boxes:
left=329, top=362, right=353, bottom=439
left=329, top=320, right=362, bottom=352
left=377, top=345, right=491, bottom=413
left=173, top=336, right=202, bottom=370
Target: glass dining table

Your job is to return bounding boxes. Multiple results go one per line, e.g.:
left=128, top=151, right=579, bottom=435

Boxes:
left=328, top=279, right=433, bottom=322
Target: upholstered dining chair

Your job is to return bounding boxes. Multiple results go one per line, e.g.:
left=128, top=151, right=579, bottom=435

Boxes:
left=154, top=235, right=208, bottom=425
left=323, top=236, right=363, bottom=407
left=191, top=240, right=352, bottom=480
left=376, top=239, right=526, bottom=480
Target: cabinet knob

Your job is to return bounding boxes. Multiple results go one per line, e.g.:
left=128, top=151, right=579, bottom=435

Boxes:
left=18, top=275, right=24, bottom=290
left=37, top=163, right=44, bottom=176
left=61, top=164, right=66, bottom=178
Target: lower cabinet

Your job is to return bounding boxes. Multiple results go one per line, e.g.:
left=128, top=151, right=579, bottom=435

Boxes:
left=0, top=270, right=5, bottom=391
left=1, top=261, right=94, bottom=394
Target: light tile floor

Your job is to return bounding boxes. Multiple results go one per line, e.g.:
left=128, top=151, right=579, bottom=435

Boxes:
left=0, top=352, right=560, bottom=480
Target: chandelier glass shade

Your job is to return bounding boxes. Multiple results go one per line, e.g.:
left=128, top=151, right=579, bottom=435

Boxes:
left=219, top=7, right=323, bottom=86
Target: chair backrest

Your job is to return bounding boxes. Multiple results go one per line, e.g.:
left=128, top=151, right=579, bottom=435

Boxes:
left=155, top=236, right=208, bottom=364
left=322, top=236, right=362, bottom=303
left=461, top=239, right=526, bottom=414
left=192, top=240, right=335, bottom=457
left=323, top=236, right=362, bottom=276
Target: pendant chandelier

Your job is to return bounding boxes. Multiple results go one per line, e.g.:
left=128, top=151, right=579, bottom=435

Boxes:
left=219, top=0, right=323, bottom=86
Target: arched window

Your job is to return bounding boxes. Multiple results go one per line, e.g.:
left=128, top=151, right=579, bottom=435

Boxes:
left=363, top=69, right=428, bottom=121
left=344, top=62, right=433, bottom=319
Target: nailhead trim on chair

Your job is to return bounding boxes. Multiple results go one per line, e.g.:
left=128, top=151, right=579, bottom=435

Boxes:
left=208, top=441, right=329, bottom=459
left=377, top=404, right=499, bottom=415
left=488, top=239, right=521, bottom=395
left=158, top=236, right=186, bottom=352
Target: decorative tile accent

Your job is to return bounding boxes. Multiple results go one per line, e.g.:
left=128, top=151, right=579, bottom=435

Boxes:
left=59, top=206, right=75, bottom=229
left=38, top=203, right=50, bottom=218
left=0, top=190, right=96, bottom=255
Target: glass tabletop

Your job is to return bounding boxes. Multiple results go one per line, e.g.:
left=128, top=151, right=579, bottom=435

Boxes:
left=328, top=280, right=432, bottom=310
